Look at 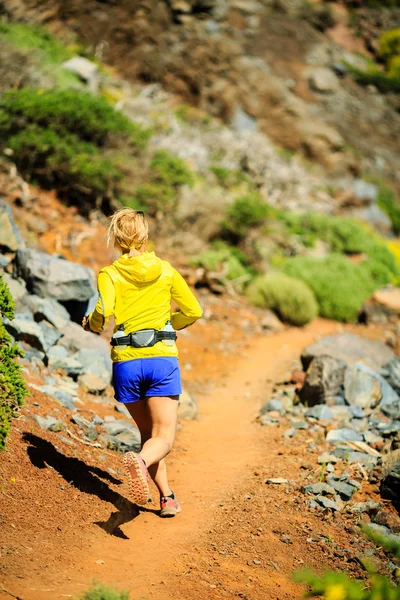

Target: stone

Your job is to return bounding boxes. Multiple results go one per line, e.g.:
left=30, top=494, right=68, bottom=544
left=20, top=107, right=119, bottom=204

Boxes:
left=47, top=348, right=84, bottom=378
left=59, top=321, right=110, bottom=354
left=361, top=287, right=400, bottom=325
left=260, top=310, right=284, bottom=332
left=349, top=205, right=392, bottom=236
left=363, top=430, right=384, bottom=445
left=25, top=295, right=70, bottom=329
left=74, top=348, right=112, bottom=385
left=380, top=358, right=400, bottom=395
left=349, top=501, right=382, bottom=515
left=318, top=452, right=339, bottom=464
left=302, top=482, right=335, bottom=495
left=260, top=414, right=279, bottom=426
left=0, top=200, right=24, bottom=252
left=380, top=449, right=400, bottom=503
left=374, top=510, right=400, bottom=534
left=15, top=248, right=96, bottom=303
left=302, top=334, right=394, bottom=371
left=78, top=373, right=108, bottom=395
left=326, top=428, right=363, bottom=443
left=2, top=273, right=27, bottom=302
left=367, top=523, right=400, bottom=544
left=0, top=254, right=10, bottom=268
left=4, top=313, right=60, bottom=353
left=62, top=57, right=99, bottom=92
left=350, top=406, right=365, bottom=419
left=332, top=447, right=379, bottom=469
left=33, top=415, right=63, bottom=431
left=315, top=497, right=341, bottom=511
left=351, top=180, right=378, bottom=204
left=102, top=420, right=137, bottom=436
left=291, top=420, right=308, bottom=430
left=232, top=106, right=257, bottom=133
left=266, top=478, right=289, bottom=484
left=71, top=414, right=92, bottom=429
left=36, top=385, right=76, bottom=410
left=308, top=68, right=339, bottom=94
left=283, top=428, right=296, bottom=438
left=300, top=356, right=346, bottom=407
left=330, top=405, right=352, bottom=420
left=106, top=429, right=141, bottom=453
left=305, top=405, right=333, bottom=420
left=261, top=398, right=285, bottom=416
left=178, top=389, right=199, bottom=420
left=114, top=404, right=131, bottom=418
left=344, top=363, right=383, bottom=409
left=326, top=478, right=356, bottom=501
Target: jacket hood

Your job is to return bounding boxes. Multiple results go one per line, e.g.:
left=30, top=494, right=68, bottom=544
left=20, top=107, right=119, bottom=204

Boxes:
left=113, top=251, right=163, bottom=283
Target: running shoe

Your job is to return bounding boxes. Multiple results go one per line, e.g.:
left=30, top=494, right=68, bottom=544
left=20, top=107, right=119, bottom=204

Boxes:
left=123, top=452, right=150, bottom=505
left=160, top=493, right=181, bottom=518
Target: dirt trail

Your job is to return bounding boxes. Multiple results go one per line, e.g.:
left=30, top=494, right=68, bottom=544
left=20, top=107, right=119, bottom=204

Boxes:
left=1, top=319, right=346, bottom=600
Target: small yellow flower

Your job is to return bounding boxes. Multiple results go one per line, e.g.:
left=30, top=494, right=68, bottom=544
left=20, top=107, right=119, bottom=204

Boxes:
left=325, top=584, right=347, bottom=600
left=10, top=477, right=16, bottom=483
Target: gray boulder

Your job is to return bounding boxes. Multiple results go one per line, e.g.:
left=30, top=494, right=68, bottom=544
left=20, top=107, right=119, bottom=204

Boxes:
left=15, top=248, right=96, bottom=302
left=78, top=373, right=108, bottom=394
left=62, top=57, right=99, bottom=92
left=351, top=180, right=378, bottom=204
left=0, top=200, right=24, bottom=252
left=101, top=419, right=141, bottom=453
left=344, top=363, right=383, bottom=409
left=305, top=405, right=333, bottom=420
left=25, top=295, right=70, bottom=329
left=381, top=358, right=400, bottom=395
left=361, top=287, right=400, bottom=324
left=74, top=348, right=112, bottom=385
left=302, top=482, right=335, bottom=495
left=300, top=355, right=346, bottom=406
left=59, top=321, right=110, bottom=354
left=302, top=333, right=394, bottom=370
left=326, top=428, right=363, bottom=443
left=308, top=68, right=339, bottom=94
left=4, top=313, right=61, bottom=353
left=2, top=273, right=27, bottom=302
left=33, top=415, right=63, bottom=431
left=261, top=398, right=285, bottom=416
left=326, top=476, right=357, bottom=501
left=47, top=346, right=84, bottom=377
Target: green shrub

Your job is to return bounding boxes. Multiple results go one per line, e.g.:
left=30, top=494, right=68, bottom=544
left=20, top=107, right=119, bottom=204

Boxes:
left=246, top=273, right=318, bottom=326
left=130, top=150, right=194, bottom=214
left=0, top=276, right=29, bottom=451
left=282, top=254, right=393, bottom=322
left=388, top=55, right=400, bottom=78
left=78, top=583, right=129, bottom=600
left=376, top=183, right=400, bottom=235
left=346, top=62, right=400, bottom=93
left=190, top=243, right=251, bottom=282
left=379, top=29, right=400, bottom=63
left=222, top=194, right=274, bottom=240
left=210, top=165, right=235, bottom=187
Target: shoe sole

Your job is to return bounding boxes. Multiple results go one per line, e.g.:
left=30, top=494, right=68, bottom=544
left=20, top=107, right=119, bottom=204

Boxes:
left=160, top=505, right=182, bottom=518
left=123, top=452, right=149, bottom=506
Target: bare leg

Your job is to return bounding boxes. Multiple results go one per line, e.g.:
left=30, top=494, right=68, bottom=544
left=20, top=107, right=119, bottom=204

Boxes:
left=125, top=397, right=178, bottom=497
left=139, top=395, right=179, bottom=468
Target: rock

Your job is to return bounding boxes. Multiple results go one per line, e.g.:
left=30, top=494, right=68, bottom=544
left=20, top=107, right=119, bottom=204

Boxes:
left=0, top=200, right=24, bottom=252
left=380, top=358, right=400, bottom=395
left=105, top=429, right=141, bottom=453
left=351, top=180, right=378, bottom=204
left=261, top=398, right=285, bottom=416
left=302, top=482, right=335, bottom=495
left=380, top=449, right=400, bottom=503
left=62, top=57, right=99, bottom=92
left=326, top=478, right=357, bottom=501
left=74, top=348, right=112, bottom=385
left=349, top=500, right=382, bottom=515
left=280, top=534, right=293, bottom=544
left=260, top=310, right=284, bottom=332
left=47, top=346, right=84, bottom=377
left=349, top=205, right=392, bottom=236
left=315, top=497, right=341, bottom=511
left=291, top=420, right=308, bottom=430
left=381, top=400, right=400, bottom=420
left=35, top=385, right=76, bottom=410
left=102, top=420, right=137, bottom=436
left=318, top=452, right=339, bottom=464
left=305, top=405, right=333, bottom=420
left=15, top=248, right=95, bottom=303
left=332, top=447, right=379, bottom=469
left=266, top=478, right=289, bottom=484
left=0, top=254, right=10, bottom=268
left=283, top=428, right=296, bottom=438
left=4, top=314, right=60, bottom=353
left=178, top=389, right=199, bottom=420
left=366, top=523, right=400, bottom=544
left=78, top=373, right=108, bottom=395
left=326, top=428, right=363, bottom=443
left=232, top=106, right=258, bottom=133
left=2, top=273, right=27, bottom=302
left=33, top=415, right=63, bottom=431
left=302, top=334, right=394, bottom=371
left=361, top=287, right=400, bottom=324
left=59, top=321, right=110, bottom=354
left=71, top=414, right=92, bottom=429
left=308, top=68, right=339, bottom=94
left=350, top=406, right=365, bottom=419
left=260, top=414, right=279, bottom=426
left=25, top=295, right=70, bottom=329
left=114, top=404, right=131, bottom=418
left=374, top=510, right=400, bottom=534
left=344, top=363, right=383, bottom=409
left=300, top=356, right=346, bottom=406
left=330, top=405, right=352, bottom=420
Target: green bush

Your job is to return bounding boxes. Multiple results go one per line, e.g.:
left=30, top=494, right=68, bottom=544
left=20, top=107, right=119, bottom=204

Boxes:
left=78, top=583, right=129, bottom=600
left=222, top=194, right=274, bottom=240
left=246, top=273, right=318, bottom=326
left=0, top=276, right=29, bottom=451
left=295, top=525, right=400, bottom=599
left=282, top=254, right=393, bottom=322
left=376, top=183, right=400, bottom=235
left=130, top=150, right=194, bottom=214
left=345, top=61, right=400, bottom=93
left=190, top=243, right=251, bottom=282
left=379, top=29, right=400, bottom=63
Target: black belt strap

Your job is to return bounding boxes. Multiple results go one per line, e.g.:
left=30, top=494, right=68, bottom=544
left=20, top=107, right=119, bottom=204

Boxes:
left=111, top=329, right=177, bottom=348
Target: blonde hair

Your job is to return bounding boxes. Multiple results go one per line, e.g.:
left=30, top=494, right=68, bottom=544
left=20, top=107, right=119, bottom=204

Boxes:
left=107, top=208, right=149, bottom=255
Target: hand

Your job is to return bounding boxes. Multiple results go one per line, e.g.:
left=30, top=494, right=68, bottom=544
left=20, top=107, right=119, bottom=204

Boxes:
left=82, top=316, right=91, bottom=331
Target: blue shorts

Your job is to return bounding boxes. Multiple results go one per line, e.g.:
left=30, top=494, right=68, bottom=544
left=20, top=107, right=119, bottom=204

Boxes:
left=113, top=357, right=182, bottom=404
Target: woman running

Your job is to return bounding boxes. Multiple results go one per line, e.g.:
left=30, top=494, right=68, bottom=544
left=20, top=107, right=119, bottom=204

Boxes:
left=83, top=208, right=202, bottom=517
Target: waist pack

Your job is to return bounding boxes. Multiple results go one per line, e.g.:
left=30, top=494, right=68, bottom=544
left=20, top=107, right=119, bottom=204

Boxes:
left=110, top=328, right=177, bottom=348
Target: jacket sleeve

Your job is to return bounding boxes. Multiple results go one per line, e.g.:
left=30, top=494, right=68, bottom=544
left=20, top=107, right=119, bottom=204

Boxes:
left=88, top=270, right=116, bottom=333
left=170, top=269, right=202, bottom=330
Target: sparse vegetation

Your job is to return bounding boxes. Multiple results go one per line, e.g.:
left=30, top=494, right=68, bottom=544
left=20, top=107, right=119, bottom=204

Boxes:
left=246, top=273, right=318, bottom=326
left=376, top=183, right=400, bottom=235
left=190, top=242, right=252, bottom=285
left=78, top=583, right=129, bottom=600
left=0, top=276, right=29, bottom=451
left=222, top=194, right=275, bottom=241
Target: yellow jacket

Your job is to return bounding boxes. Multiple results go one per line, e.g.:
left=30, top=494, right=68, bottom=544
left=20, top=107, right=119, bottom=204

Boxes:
left=88, top=251, right=202, bottom=363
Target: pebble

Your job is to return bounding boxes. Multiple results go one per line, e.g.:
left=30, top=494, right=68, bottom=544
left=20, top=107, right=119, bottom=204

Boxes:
left=317, top=452, right=339, bottom=465
left=280, top=534, right=293, bottom=544
left=265, top=478, right=289, bottom=485
left=283, top=428, right=296, bottom=438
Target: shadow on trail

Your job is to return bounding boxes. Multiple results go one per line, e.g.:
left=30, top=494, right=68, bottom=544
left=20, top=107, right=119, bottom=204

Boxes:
left=23, top=433, right=158, bottom=539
